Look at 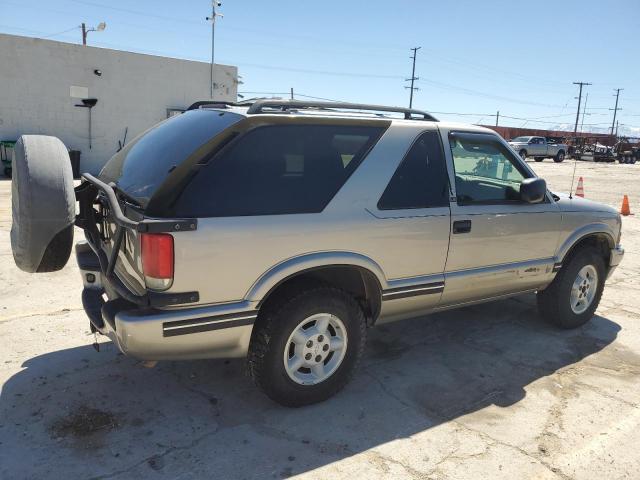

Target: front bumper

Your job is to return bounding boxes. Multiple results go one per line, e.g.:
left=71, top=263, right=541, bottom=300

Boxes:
left=608, top=244, right=625, bottom=278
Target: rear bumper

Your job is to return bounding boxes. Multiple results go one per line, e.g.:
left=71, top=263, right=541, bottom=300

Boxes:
left=77, top=242, right=257, bottom=361
left=82, top=287, right=257, bottom=360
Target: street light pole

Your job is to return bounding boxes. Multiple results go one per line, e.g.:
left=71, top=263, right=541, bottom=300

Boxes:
left=80, top=22, right=106, bottom=46
left=206, top=1, right=223, bottom=99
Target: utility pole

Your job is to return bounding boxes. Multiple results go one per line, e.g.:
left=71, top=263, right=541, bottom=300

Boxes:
left=615, top=120, right=619, bottom=137
left=573, top=81, right=591, bottom=134
left=290, top=87, right=294, bottom=100
left=405, top=47, right=421, bottom=108
left=580, top=93, right=589, bottom=133
left=610, top=88, right=623, bottom=135
left=81, top=23, right=86, bottom=45
left=206, top=1, right=223, bottom=99
left=495, top=110, right=499, bottom=127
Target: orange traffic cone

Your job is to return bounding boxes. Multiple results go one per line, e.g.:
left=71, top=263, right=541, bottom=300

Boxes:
left=621, top=195, right=631, bottom=216
left=575, top=177, right=585, bottom=198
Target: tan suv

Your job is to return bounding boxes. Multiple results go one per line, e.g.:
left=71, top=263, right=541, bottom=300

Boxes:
left=10, top=100, right=624, bottom=406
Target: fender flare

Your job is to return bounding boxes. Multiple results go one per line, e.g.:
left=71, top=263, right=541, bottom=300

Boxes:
left=245, top=251, right=387, bottom=304
left=555, top=223, right=616, bottom=264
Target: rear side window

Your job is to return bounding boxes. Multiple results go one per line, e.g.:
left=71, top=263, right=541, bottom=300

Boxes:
left=174, top=124, right=385, bottom=217
left=378, top=130, right=449, bottom=210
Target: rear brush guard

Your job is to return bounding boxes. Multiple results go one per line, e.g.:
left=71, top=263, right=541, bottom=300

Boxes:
left=75, top=173, right=199, bottom=307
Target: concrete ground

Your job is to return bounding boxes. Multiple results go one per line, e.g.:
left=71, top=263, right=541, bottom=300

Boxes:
left=1, top=160, right=639, bottom=480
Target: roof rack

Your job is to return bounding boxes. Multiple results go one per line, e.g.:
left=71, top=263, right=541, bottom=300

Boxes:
left=186, top=100, right=252, bottom=111
left=245, top=100, right=438, bottom=121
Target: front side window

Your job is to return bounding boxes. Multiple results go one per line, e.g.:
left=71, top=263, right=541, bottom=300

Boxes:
left=449, top=134, right=529, bottom=204
left=378, top=130, right=449, bottom=210
left=174, top=124, right=385, bottom=217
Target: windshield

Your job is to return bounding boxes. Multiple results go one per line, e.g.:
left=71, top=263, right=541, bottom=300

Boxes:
left=510, top=136, right=531, bottom=143
left=99, top=109, right=243, bottom=207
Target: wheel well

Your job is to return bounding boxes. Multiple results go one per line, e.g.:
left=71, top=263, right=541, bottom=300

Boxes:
left=563, top=234, right=611, bottom=266
left=258, top=266, right=382, bottom=325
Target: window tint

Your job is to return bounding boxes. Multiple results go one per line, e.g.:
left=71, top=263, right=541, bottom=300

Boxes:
left=174, top=124, right=384, bottom=217
left=450, top=134, right=529, bottom=204
left=378, top=131, right=449, bottom=210
left=99, top=109, right=243, bottom=207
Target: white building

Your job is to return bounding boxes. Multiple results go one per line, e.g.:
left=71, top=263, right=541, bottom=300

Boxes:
left=0, top=33, right=238, bottom=174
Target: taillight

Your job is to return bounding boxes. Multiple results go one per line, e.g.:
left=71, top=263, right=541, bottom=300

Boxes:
left=140, top=233, right=174, bottom=291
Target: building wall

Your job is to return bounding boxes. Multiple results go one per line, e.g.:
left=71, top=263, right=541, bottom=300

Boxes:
left=0, top=34, right=237, bottom=173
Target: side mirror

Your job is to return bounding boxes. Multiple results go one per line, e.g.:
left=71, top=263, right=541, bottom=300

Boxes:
left=520, top=178, right=546, bottom=203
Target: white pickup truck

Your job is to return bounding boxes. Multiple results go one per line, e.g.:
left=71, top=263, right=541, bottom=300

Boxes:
left=508, top=136, right=567, bottom=163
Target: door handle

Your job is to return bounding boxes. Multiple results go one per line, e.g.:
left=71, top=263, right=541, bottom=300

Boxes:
left=452, top=220, right=472, bottom=234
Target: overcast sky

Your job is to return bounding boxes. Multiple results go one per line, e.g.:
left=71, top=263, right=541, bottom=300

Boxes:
left=2, top=0, right=639, bottom=136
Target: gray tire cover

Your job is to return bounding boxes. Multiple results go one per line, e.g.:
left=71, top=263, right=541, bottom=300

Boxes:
left=11, top=135, right=75, bottom=272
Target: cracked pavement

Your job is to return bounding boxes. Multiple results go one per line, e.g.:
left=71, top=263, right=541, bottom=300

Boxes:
left=1, top=160, right=639, bottom=479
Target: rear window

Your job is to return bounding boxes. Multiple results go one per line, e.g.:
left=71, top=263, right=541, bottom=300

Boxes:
left=174, top=124, right=385, bottom=217
left=99, top=109, right=243, bottom=206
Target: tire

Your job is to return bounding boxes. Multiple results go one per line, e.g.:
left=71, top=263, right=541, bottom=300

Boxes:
left=248, top=286, right=367, bottom=407
left=3, top=166, right=11, bottom=178
left=537, top=247, right=606, bottom=329
left=554, top=150, right=566, bottom=163
left=519, top=149, right=528, bottom=160
left=11, top=135, right=75, bottom=273
left=534, top=157, right=544, bottom=162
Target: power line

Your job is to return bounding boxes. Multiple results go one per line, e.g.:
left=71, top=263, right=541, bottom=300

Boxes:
left=405, top=47, right=420, bottom=108
left=40, top=26, right=80, bottom=39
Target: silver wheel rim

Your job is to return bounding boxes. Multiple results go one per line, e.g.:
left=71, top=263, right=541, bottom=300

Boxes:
left=283, top=313, right=348, bottom=385
left=570, top=265, right=598, bottom=314
left=520, top=151, right=527, bottom=159
left=558, top=152, right=564, bottom=161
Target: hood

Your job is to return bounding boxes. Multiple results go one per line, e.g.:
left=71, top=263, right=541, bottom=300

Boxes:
left=554, top=192, right=619, bottom=215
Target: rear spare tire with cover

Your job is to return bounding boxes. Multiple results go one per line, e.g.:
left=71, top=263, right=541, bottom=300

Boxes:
left=11, top=135, right=75, bottom=273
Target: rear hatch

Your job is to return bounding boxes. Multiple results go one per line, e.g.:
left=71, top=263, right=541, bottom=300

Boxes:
left=96, top=109, right=244, bottom=294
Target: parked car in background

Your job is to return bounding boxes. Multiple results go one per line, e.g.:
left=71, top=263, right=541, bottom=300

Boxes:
left=509, top=136, right=567, bottom=163
left=10, top=100, right=624, bottom=406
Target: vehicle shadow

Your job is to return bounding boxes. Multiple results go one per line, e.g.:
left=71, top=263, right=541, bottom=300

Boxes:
left=0, top=294, right=621, bottom=479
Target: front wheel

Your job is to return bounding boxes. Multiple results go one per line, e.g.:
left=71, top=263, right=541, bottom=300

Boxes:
left=519, top=149, right=528, bottom=160
left=537, top=247, right=605, bottom=329
left=248, top=286, right=366, bottom=407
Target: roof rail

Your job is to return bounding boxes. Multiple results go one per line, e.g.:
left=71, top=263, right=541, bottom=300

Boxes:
left=246, top=100, right=438, bottom=121
left=186, top=100, right=251, bottom=111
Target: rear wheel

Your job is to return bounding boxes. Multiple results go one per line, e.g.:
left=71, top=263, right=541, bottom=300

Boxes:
left=248, top=286, right=366, bottom=407
left=537, top=247, right=605, bottom=329
left=554, top=151, right=566, bottom=163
